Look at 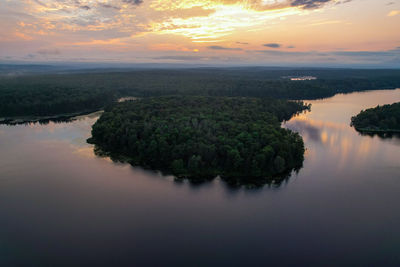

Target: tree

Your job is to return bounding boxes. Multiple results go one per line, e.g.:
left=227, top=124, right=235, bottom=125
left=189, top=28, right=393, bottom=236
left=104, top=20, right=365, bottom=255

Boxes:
left=274, top=156, right=286, bottom=173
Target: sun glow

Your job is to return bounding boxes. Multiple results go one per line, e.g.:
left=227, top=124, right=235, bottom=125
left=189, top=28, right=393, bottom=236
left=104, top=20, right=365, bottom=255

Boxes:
left=2, top=0, right=399, bottom=63
left=152, top=3, right=301, bottom=41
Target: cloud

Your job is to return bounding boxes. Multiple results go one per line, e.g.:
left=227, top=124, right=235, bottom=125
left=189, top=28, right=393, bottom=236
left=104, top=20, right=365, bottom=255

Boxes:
left=253, top=50, right=309, bottom=56
left=291, top=0, right=336, bottom=9
left=207, top=45, right=243, bottom=51
left=332, top=50, right=400, bottom=57
left=263, top=43, right=281, bottom=48
left=388, top=10, right=400, bottom=16
left=153, top=55, right=207, bottom=61
left=0, top=0, right=385, bottom=66
left=33, top=0, right=47, bottom=7
left=99, top=3, right=121, bottom=10
left=210, top=0, right=348, bottom=10
left=152, top=6, right=216, bottom=21
left=248, top=48, right=400, bottom=66
left=336, top=0, right=352, bottom=4
left=37, top=48, right=61, bottom=55
left=93, top=0, right=144, bottom=9
left=9, top=0, right=353, bottom=45
left=152, top=55, right=241, bottom=62
left=122, top=0, right=144, bottom=5
left=73, top=0, right=90, bottom=10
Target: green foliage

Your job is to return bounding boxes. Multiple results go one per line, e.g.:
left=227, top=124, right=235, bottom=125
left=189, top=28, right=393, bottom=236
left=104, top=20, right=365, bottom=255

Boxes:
left=0, top=79, right=115, bottom=117
left=1, top=68, right=400, bottom=118
left=88, top=96, right=308, bottom=184
left=351, top=102, right=400, bottom=133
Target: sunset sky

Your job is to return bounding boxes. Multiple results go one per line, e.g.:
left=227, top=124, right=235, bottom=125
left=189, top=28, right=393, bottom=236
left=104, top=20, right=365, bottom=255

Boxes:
left=1, top=0, right=399, bottom=66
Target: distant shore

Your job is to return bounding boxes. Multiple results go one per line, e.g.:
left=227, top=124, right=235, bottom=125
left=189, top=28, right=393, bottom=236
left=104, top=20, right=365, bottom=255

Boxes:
left=0, top=109, right=101, bottom=125
left=0, top=97, right=137, bottom=125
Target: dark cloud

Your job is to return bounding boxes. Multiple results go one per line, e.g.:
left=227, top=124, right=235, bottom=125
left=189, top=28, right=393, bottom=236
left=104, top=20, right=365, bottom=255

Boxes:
left=291, top=0, right=342, bottom=9
left=99, top=3, right=121, bottom=10
left=122, top=0, right=144, bottom=5
left=98, top=0, right=143, bottom=10
left=207, top=46, right=243, bottom=51
left=37, top=48, right=61, bottom=55
left=287, top=45, right=295, bottom=49
left=337, top=0, right=352, bottom=4
left=72, top=0, right=90, bottom=10
left=236, top=42, right=249, bottom=45
left=263, top=43, right=281, bottom=48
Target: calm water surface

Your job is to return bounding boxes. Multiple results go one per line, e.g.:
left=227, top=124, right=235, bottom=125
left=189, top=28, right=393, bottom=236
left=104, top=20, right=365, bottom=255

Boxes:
left=1, top=89, right=400, bottom=266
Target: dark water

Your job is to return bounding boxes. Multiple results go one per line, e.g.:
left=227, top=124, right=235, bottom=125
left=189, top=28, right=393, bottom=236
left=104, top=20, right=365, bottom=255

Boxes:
left=1, top=89, right=400, bottom=266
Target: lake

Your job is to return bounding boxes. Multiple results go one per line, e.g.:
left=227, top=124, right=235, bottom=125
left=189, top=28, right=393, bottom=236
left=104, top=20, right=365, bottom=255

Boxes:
left=1, top=89, right=400, bottom=266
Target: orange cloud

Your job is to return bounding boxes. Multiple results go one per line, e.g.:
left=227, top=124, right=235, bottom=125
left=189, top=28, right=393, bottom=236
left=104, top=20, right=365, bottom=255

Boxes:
left=148, top=43, right=197, bottom=51
left=72, top=38, right=127, bottom=46
left=14, top=32, right=33, bottom=40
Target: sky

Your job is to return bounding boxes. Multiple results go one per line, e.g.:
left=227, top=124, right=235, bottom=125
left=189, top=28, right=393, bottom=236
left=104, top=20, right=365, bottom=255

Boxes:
left=0, top=0, right=399, bottom=66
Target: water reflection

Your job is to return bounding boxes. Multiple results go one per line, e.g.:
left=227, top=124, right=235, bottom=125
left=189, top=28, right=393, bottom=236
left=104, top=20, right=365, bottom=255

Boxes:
left=357, top=131, right=400, bottom=140
left=284, top=88, right=400, bottom=174
left=92, top=143, right=299, bottom=190
left=1, top=89, right=400, bottom=266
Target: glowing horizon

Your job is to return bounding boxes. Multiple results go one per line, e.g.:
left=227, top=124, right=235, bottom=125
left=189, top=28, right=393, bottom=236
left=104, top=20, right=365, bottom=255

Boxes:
left=1, top=0, right=399, bottom=66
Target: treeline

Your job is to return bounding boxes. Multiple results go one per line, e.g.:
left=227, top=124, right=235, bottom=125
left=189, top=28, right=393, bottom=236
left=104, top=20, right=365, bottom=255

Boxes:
left=0, top=80, right=115, bottom=117
left=88, top=96, right=308, bottom=186
left=351, top=102, right=400, bottom=133
left=1, top=68, right=400, bottom=117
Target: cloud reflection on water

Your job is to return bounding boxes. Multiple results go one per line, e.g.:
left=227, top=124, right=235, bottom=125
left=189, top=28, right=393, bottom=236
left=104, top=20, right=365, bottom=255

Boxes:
left=285, top=89, right=400, bottom=174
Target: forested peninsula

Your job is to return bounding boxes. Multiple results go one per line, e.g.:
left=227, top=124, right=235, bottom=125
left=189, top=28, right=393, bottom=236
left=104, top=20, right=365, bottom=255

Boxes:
left=88, top=96, right=309, bottom=186
left=351, top=102, right=400, bottom=133
left=1, top=67, right=400, bottom=120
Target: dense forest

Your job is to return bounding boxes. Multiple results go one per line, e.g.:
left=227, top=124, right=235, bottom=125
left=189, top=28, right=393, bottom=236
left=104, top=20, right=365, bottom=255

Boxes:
left=0, top=82, right=115, bottom=117
left=1, top=67, right=400, bottom=118
left=351, top=102, right=400, bottom=133
left=88, top=96, right=309, bottom=186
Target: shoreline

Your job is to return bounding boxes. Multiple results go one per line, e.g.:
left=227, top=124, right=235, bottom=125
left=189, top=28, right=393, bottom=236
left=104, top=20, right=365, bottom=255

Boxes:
left=0, top=109, right=102, bottom=125
left=0, top=96, right=137, bottom=125
left=354, top=127, right=400, bottom=134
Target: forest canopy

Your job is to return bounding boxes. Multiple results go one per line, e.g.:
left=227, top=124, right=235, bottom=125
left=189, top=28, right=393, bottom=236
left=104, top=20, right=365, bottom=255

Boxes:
left=351, top=102, right=400, bottom=133
left=88, top=96, right=309, bottom=186
left=1, top=67, right=400, bottom=118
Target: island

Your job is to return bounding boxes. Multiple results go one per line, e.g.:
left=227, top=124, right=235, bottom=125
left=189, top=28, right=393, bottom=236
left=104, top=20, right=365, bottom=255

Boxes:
left=351, top=102, right=400, bottom=134
left=87, top=96, right=309, bottom=186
